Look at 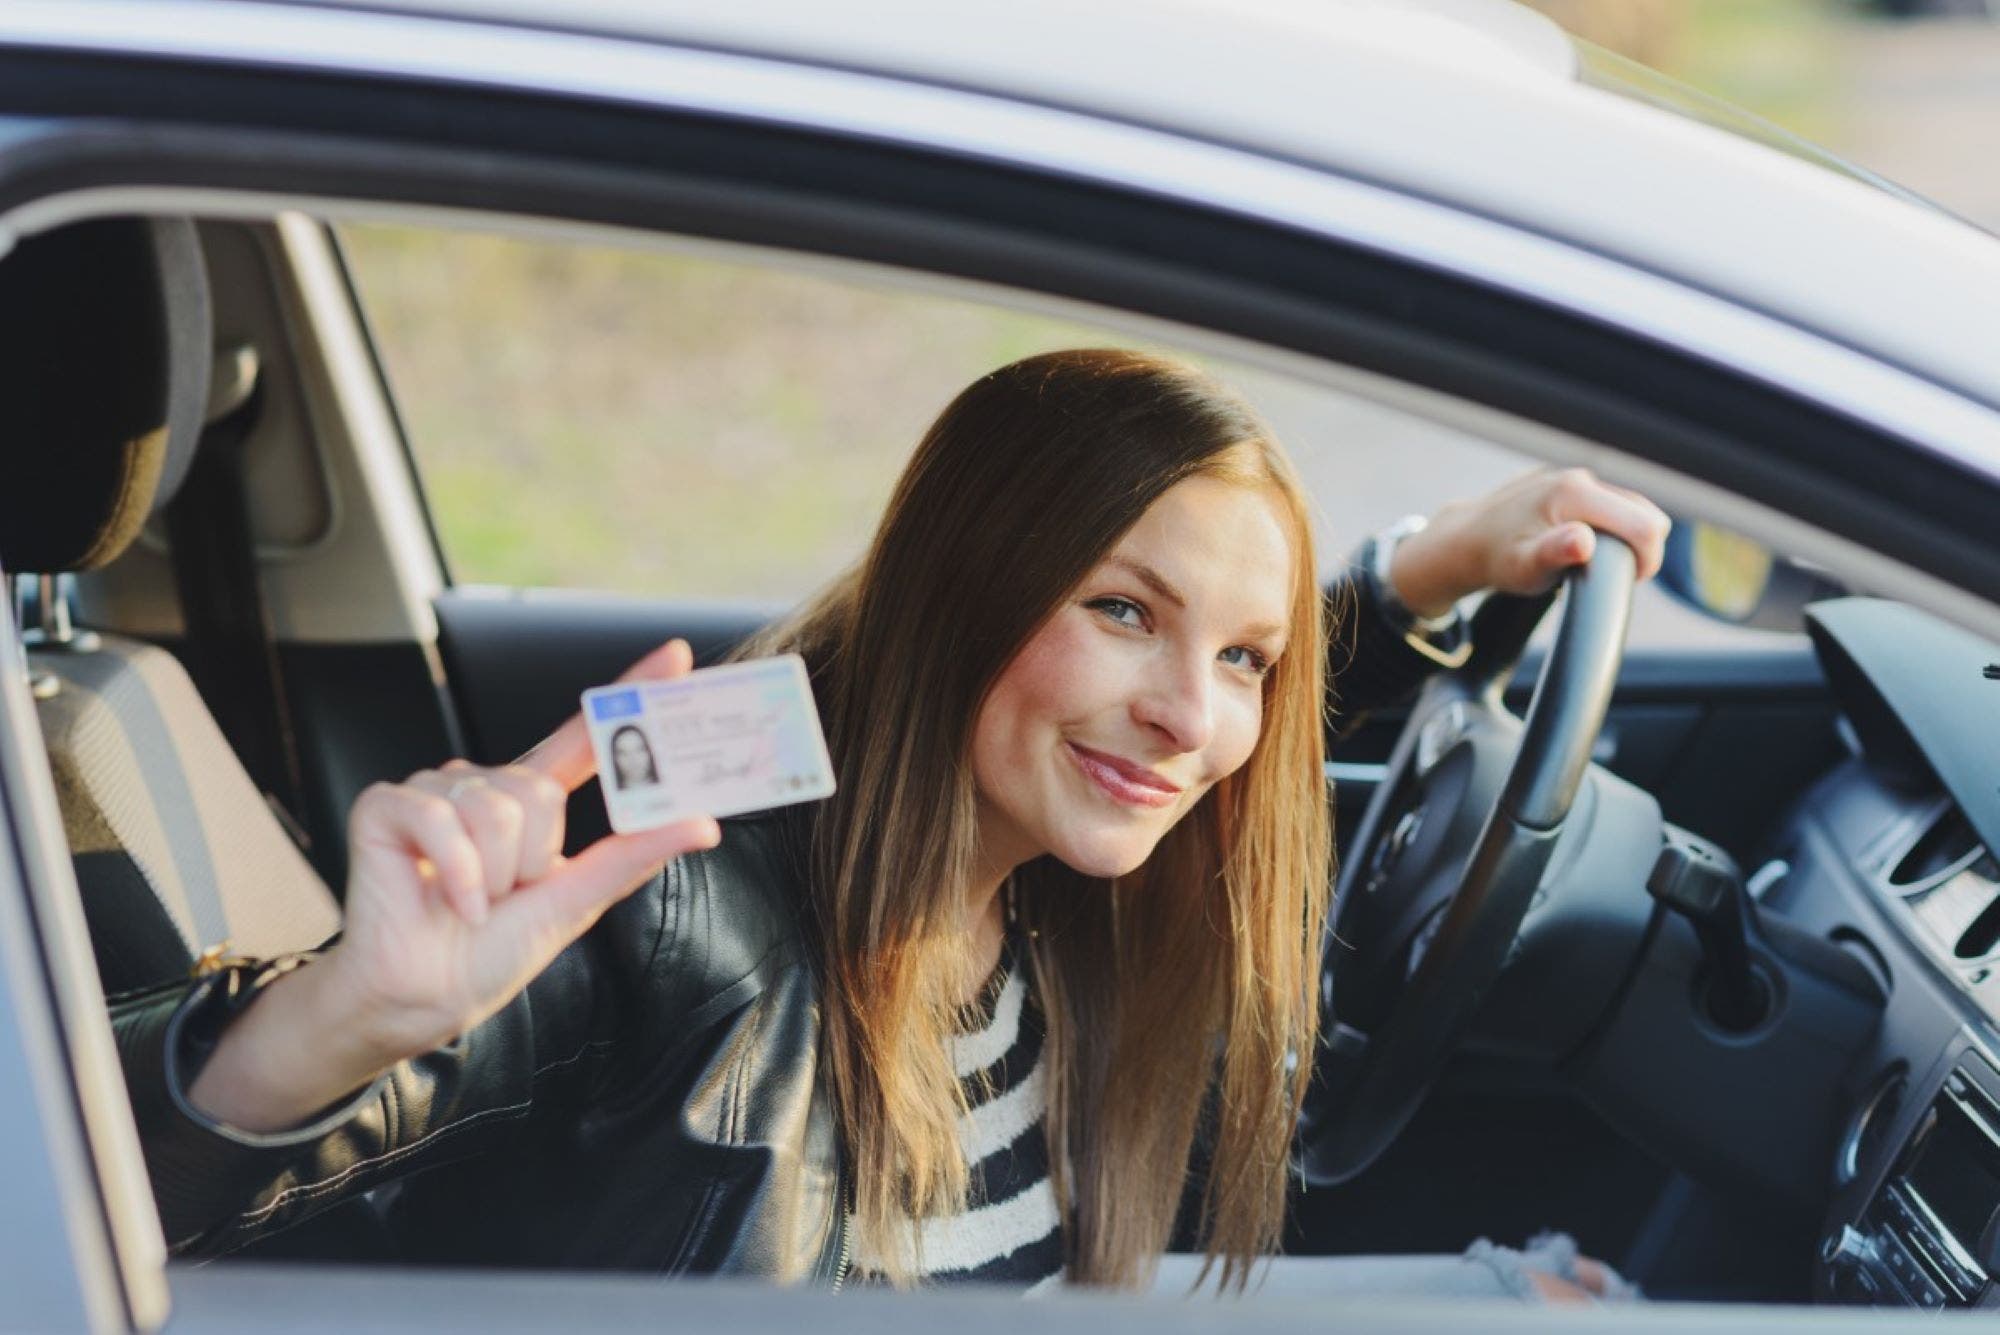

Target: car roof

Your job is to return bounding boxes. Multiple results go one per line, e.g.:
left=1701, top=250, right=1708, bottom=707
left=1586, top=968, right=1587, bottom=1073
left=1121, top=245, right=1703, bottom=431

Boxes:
left=273, top=0, right=2000, bottom=415
left=16, top=0, right=2000, bottom=421
left=314, top=0, right=1584, bottom=84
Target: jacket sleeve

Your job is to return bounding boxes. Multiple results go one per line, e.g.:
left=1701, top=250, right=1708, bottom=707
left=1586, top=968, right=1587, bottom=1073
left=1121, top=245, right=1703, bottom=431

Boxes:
left=110, top=859, right=687, bottom=1257
left=1324, top=556, right=1470, bottom=739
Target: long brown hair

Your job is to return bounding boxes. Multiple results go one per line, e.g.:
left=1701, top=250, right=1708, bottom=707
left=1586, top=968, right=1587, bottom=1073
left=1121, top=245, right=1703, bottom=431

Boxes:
left=739, top=348, right=1330, bottom=1289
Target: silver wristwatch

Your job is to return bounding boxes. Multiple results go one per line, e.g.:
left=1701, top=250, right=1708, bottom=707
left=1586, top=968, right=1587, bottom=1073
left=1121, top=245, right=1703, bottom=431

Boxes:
left=1365, top=514, right=1472, bottom=669
left=1369, top=514, right=1459, bottom=634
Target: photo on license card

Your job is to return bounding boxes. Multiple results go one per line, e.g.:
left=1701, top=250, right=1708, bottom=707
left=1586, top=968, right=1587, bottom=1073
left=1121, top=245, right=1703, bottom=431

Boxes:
left=582, top=653, right=836, bottom=833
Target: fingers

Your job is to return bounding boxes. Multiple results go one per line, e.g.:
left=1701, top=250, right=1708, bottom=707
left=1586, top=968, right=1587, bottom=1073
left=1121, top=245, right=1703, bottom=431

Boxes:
left=508, top=817, right=723, bottom=938
left=516, top=639, right=696, bottom=793
left=1534, top=520, right=1594, bottom=574
left=425, top=772, right=521, bottom=901
left=1541, top=468, right=1672, bottom=580
left=1461, top=467, right=1675, bottom=600
left=352, top=783, right=488, bottom=925
left=438, top=762, right=569, bottom=888
left=351, top=631, right=707, bottom=936
left=488, top=766, right=568, bottom=884
left=407, top=762, right=571, bottom=899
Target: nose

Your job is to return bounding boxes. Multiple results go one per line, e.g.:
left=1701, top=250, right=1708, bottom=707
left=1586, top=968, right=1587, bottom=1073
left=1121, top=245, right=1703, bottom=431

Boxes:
left=1130, top=649, right=1214, bottom=754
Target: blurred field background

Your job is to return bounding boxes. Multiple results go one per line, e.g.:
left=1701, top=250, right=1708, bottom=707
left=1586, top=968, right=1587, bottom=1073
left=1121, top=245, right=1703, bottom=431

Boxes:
left=340, top=0, right=2000, bottom=638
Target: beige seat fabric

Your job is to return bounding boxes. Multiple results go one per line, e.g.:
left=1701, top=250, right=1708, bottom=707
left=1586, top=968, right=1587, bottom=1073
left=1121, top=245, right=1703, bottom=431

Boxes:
left=33, top=633, right=340, bottom=991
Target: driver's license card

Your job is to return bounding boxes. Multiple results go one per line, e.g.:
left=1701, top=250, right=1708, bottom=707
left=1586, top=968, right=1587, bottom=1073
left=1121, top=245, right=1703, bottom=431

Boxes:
left=581, top=653, right=836, bottom=833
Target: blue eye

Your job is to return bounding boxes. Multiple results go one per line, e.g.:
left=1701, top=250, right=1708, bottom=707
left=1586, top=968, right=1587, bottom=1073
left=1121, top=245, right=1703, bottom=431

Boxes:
left=1220, top=645, right=1273, bottom=676
left=1087, top=596, right=1147, bottom=629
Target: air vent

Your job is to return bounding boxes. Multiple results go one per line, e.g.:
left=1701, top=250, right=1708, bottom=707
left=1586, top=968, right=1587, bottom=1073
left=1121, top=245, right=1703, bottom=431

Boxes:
left=1908, top=839, right=2000, bottom=960
left=1948, top=852, right=2000, bottom=960
left=1892, top=806, right=1983, bottom=887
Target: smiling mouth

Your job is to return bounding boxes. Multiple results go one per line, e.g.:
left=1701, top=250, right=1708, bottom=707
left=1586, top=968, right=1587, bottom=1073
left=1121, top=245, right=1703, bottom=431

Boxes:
left=1065, top=742, right=1182, bottom=809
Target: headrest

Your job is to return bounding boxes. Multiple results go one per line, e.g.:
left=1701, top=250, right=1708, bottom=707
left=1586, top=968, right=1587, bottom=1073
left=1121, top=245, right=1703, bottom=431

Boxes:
left=0, top=217, right=213, bottom=573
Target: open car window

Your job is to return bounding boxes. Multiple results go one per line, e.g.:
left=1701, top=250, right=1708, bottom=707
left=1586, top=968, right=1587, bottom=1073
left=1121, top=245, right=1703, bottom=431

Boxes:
left=338, top=221, right=1785, bottom=650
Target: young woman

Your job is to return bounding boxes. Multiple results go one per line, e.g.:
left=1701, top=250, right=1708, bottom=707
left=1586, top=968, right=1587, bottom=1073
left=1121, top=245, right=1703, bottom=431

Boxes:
left=119, top=349, right=1668, bottom=1298
left=607, top=724, right=660, bottom=790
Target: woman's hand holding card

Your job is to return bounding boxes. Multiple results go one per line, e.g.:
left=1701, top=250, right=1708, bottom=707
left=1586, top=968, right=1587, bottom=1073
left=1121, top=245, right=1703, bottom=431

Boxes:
left=187, top=639, right=723, bottom=1133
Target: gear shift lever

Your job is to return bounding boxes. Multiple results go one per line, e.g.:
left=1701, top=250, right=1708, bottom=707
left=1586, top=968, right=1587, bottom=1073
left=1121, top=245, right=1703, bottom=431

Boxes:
left=1646, top=825, right=1766, bottom=1030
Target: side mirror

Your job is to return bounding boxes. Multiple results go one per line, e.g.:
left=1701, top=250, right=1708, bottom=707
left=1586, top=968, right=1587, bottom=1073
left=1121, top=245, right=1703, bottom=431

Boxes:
left=1655, top=521, right=1845, bottom=632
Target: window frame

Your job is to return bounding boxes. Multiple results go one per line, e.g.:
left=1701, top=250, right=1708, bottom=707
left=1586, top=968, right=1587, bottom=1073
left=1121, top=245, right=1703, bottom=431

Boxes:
left=0, top=597, right=169, bottom=1331
left=0, top=40, right=1992, bottom=630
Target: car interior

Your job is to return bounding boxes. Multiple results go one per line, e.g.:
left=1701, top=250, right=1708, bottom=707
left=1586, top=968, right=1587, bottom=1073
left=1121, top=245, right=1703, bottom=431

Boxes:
left=5, top=196, right=1998, bottom=1318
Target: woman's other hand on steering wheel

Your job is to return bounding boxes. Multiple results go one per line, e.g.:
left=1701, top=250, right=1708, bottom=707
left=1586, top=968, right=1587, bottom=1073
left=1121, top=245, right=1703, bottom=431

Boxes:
left=186, top=638, right=721, bottom=1132
left=1386, top=467, right=1671, bottom=620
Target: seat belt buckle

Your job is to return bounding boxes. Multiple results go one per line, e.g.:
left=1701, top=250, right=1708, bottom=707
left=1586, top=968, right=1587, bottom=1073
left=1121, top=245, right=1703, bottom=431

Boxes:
left=190, top=940, right=254, bottom=979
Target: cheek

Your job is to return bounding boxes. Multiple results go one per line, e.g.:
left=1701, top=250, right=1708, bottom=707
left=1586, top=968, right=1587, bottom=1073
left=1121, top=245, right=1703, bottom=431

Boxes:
left=971, top=616, right=1102, bottom=781
left=1207, top=689, right=1266, bottom=783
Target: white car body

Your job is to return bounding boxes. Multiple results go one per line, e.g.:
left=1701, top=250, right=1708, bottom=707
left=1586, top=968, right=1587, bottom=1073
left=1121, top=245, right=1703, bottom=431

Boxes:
left=0, top=3, right=1994, bottom=1332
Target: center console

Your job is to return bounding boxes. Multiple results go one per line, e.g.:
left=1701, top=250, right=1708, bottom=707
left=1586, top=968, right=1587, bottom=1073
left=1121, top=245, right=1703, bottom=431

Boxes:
left=1825, top=1049, right=2000, bottom=1307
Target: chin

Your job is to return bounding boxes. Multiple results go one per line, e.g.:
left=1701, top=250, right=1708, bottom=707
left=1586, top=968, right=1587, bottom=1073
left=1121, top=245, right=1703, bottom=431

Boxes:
left=1046, top=828, right=1163, bottom=880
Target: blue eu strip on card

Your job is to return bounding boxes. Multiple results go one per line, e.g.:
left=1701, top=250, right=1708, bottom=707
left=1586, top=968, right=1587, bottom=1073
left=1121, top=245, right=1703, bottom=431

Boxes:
left=581, top=653, right=837, bottom=833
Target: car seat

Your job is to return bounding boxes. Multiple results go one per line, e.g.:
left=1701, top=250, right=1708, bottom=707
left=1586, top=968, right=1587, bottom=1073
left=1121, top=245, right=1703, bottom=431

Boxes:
left=0, top=216, right=341, bottom=996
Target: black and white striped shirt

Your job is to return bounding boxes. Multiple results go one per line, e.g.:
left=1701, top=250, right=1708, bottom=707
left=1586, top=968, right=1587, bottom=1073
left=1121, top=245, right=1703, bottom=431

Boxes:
left=852, top=935, right=1066, bottom=1290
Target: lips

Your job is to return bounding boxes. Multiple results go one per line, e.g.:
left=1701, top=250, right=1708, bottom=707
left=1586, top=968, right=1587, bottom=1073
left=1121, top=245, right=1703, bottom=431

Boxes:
left=1065, top=741, right=1183, bottom=809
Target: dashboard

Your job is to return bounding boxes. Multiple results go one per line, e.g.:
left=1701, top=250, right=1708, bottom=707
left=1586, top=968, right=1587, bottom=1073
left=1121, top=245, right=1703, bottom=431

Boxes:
left=1758, top=599, right=2000, bottom=1309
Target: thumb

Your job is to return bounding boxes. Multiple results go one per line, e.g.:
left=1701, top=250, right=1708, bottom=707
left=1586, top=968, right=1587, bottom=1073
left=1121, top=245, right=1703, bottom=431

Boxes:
left=1535, top=521, right=1595, bottom=576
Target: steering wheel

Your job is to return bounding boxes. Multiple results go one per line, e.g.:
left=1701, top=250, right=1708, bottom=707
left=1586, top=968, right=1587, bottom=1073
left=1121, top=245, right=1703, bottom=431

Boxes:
left=1297, top=534, right=1637, bottom=1185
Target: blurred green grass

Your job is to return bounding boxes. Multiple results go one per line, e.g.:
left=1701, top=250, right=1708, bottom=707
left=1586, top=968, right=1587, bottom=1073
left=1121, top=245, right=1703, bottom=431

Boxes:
left=345, top=225, right=1150, bottom=597
left=1532, top=0, right=1855, bottom=138
left=1665, top=0, right=1851, bottom=141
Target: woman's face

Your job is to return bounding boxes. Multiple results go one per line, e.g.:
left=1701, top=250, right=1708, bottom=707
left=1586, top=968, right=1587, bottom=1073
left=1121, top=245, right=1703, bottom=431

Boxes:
left=613, top=729, right=653, bottom=783
left=970, top=473, right=1294, bottom=881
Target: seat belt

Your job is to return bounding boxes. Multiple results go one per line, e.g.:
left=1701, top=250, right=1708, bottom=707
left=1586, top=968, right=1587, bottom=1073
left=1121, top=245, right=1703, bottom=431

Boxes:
left=165, top=349, right=312, bottom=851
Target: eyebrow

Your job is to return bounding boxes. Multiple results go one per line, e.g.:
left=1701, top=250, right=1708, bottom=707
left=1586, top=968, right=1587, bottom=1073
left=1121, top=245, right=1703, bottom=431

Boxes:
left=1105, top=555, right=1288, bottom=644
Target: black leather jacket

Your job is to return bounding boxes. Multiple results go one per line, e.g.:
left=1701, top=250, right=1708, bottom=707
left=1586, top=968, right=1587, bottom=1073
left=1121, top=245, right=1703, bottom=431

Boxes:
left=109, top=573, right=1457, bottom=1282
